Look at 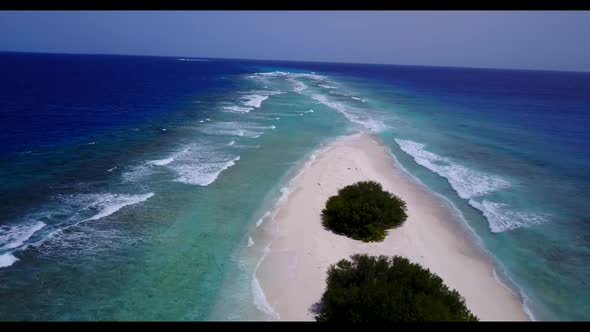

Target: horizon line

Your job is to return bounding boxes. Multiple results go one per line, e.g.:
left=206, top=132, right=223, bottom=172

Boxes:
left=1, top=49, right=588, bottom=75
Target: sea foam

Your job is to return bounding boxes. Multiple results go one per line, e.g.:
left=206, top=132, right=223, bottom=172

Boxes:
left=243, top=95, right=269, bottom=109
left=392, top=139, right=545, bottom=233
left=122, top=163, right=158, bottom=183
left=0, top=221, right=46, bottom=251
left=198, top=121, right=268, bottom=138
left=0, top=253, right=18, bottom=268
left=178, top=58, right=209, bottom=62
left=173, top=156, right=240, bottom=186
left=148, top=148, right=190, bottom=167
left=222, top=105, right=254, bottom=114
left=287, top=77, right=308, bottom=93
left=394, top=139, right=511, bottom=200
left=251, top=71, right=327, bottom=83
left=0, top=192, right=155, bottom=268
left=148, top=157, right=175, bottom=166
left=468, top=199, right=547, bottom=233
left=240, top=90, right=283, bottom=109
left=251, top=245, right=279, bottom=320
left=256, top=211, right=271, bottom=228
left=312, top=94, right=388, bottom=132
left=82, top=193, right=155, bottom=222
left=127, top=141, right=240, bottom=187
left=124, top=148, right=188, bottom=181
left=52, top=192, right=156, bottom=229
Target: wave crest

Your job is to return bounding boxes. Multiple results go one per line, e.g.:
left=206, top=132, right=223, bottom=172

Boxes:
left=0, top=253, right=18, bottom=268
left=173, top=156, right=240, bottom=186
left=469, top=199, right=548, bottom=233
left=312, top=94, right=388, bottom=132
left=395, top=139, right=510, bottom=199
left=0, top=221, right=46, bottom=251
left=0, top=192, right=154, bottom=268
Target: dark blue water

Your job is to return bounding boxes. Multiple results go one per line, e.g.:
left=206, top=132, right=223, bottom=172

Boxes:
left=0, top=53, right=244, bottom=153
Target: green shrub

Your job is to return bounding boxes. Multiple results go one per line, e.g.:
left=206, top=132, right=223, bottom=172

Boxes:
left=321, top=181, right=407, bottom=242
left=315, top=254, right=478, bottom=322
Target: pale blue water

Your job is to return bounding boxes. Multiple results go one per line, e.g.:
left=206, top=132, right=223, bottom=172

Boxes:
left=0, top=53, right=588, bottom=320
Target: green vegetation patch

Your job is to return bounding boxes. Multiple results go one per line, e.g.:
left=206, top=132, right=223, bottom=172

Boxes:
left=315, top=254, right=478, bottom=322
left=321, top=181, right=407, bottom=242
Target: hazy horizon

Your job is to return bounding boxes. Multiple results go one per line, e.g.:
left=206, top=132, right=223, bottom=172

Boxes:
left=1, top=11, right=590, bottom=72
left=3, top=49, right=590, bottom=74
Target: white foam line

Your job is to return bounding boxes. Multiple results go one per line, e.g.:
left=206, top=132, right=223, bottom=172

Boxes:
left=311, top=94, right=388, bottom=133
left=178, top=58, right=209, bottom=62
left=149, top=157, right=175, bottom=166
left=174, top=156, right=240, bottom=186
left=31, top=193, right=155, bottom=250
left=492, top=266, right=537, bottom=321
left=468, top=199, right=547, bottom=233
left=287, top=77, right=308, bottom=93
left=85, top=193, right=155, bottom=222
left=241, top=90, right=283, bottom=109
left=256, top=211, right=271, bottom=228
left=523, top=298, right=538, bottom=321
left=0, top=253, right=19, bottom=268
left=223, top=105, right=254, bottom=113
left=148, top=147, right=191, bottom=167
left=252, top=245, right=280, bottom=320
left=0, top=221, right=46, bottom=251
left=0, top=192, right=154, bottom=269
left=394, top=139, right=546, bottom=234
left=394, top=139, right=511, bottom=200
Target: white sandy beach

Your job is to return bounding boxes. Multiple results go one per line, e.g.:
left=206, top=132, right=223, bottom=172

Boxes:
left=256, top=132, right=528, bottom=321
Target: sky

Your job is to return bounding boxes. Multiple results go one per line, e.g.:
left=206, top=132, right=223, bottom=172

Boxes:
left=1, top=11, right=590, bottom=72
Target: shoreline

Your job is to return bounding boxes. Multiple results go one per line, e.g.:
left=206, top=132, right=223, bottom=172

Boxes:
left=255, top=132, right=529, bottom=321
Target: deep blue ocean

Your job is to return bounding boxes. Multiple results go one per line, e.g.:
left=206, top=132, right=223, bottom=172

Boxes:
left=0, top=52, right=589, bottom=320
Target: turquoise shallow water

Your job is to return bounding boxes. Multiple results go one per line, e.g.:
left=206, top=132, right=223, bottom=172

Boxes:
left=1, top=54, right=589, bottom=320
